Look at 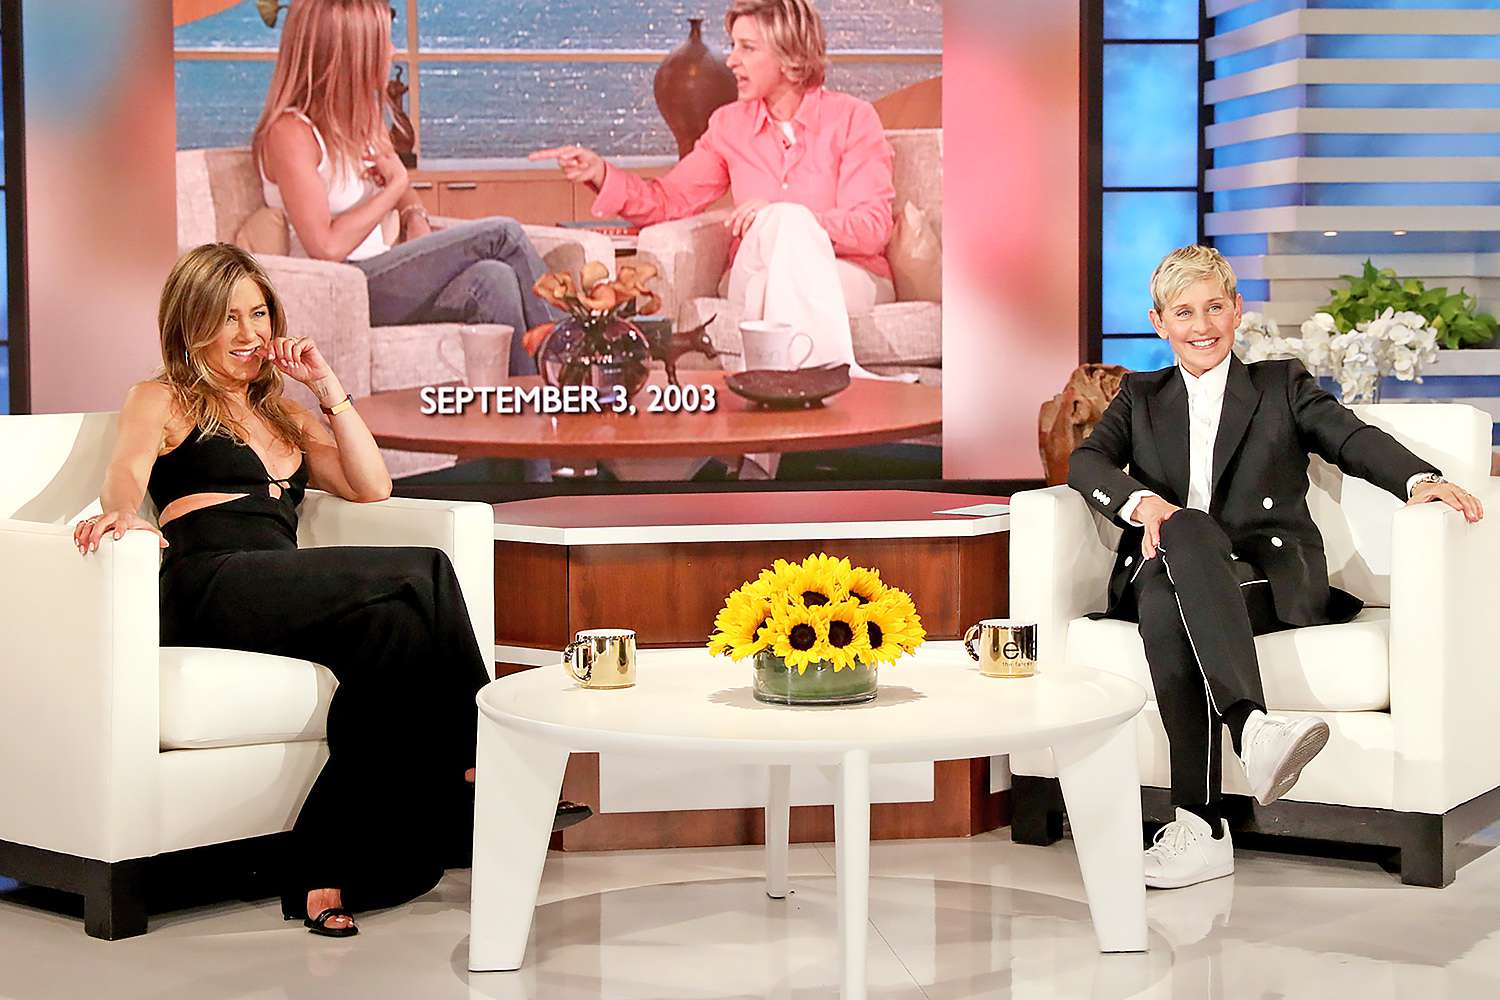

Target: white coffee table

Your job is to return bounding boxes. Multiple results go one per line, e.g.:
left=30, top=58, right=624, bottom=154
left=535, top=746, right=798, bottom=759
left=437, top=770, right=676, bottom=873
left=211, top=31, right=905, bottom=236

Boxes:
left=469, top=652, right=1148, bottom=998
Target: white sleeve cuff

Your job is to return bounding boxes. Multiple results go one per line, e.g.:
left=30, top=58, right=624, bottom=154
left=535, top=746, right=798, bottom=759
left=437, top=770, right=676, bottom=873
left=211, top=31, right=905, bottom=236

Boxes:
left=1118, top=490, right=1155, bottom=526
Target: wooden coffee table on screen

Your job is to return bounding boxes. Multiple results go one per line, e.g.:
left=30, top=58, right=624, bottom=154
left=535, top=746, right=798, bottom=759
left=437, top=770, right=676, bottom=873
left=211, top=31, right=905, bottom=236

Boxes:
left=357, top=371, right=940, bottom=461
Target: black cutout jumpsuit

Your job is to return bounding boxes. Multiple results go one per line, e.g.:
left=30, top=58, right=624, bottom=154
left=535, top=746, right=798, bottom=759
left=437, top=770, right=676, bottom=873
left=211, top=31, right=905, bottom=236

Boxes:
left=149, top=428, right=489, bottom=914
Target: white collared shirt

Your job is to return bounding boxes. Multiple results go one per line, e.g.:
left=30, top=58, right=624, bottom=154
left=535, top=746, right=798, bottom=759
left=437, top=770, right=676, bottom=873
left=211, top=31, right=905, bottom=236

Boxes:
left=1181, top=354, right=1231, bottom=512
left=1118, top=355, right=1231, bottom=524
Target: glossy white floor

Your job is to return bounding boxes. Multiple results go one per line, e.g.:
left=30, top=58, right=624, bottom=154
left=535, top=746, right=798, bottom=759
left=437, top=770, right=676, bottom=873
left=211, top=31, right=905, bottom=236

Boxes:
left=3, top=826, right=1500, bottom=1000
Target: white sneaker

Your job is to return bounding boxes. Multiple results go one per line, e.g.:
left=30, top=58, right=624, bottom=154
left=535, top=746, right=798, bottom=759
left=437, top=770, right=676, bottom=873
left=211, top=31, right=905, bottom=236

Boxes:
left=1239, top=710, right=1330, bottom=806
left=1143, top=808, right=1234, bottom=890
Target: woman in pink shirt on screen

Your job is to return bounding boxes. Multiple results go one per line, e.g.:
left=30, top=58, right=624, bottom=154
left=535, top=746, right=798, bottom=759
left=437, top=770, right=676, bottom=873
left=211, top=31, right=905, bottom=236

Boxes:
left=532, top=0, right=896, bottom=381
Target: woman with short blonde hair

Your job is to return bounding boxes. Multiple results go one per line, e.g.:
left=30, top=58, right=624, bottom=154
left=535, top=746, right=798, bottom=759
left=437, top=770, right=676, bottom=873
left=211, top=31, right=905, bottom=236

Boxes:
left=1148, top=245, right=1239, bottom=315
left=724, top=0, right=828, bottom=89
left=533, top=0, right=898, bottom=405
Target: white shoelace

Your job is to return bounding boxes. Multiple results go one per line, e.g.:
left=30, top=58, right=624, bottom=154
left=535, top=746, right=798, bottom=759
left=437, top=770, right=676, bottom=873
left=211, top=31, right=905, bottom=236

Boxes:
left=1146, top=821, right=1196, bottom=860
left=1245, top=716, right=1287, bottom=757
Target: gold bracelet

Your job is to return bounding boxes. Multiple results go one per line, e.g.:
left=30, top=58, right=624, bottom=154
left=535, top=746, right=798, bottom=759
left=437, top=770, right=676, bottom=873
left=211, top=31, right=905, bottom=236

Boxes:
left=320, top=393, right=354, bottom=417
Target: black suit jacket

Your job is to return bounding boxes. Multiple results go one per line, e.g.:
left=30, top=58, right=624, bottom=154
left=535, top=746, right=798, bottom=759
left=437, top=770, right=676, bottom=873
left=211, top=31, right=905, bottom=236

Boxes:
left=1068, top=356, right=1439, bottom=627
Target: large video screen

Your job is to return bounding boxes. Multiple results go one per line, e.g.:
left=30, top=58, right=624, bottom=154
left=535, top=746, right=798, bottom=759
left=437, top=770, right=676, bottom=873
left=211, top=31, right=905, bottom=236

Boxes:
left=18, top=1, right=1084, bottom=484
left=171, top=0, right=950, bottom=484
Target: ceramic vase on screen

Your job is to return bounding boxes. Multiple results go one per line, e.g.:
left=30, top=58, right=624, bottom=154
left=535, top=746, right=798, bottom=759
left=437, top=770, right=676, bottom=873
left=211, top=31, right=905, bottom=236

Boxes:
left=654, top=18, right=738, bottom=159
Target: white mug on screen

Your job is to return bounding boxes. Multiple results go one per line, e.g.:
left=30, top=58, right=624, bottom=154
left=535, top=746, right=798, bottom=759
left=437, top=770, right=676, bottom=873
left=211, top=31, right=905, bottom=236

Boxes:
left=739, top=320, right=814, bottom=371
left=439, top=324, right=512, bottom=386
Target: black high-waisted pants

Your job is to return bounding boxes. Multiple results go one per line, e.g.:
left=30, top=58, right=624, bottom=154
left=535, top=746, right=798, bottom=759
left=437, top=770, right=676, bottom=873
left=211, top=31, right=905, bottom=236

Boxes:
left=158, top=497, right=490, bottom=914
left=1121, top=510, right=1292, bottom=809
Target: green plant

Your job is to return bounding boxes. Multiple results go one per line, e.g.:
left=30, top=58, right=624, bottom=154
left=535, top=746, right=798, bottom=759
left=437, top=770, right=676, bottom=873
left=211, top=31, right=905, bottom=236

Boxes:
left=1320, top=260, right=1498, bottom=349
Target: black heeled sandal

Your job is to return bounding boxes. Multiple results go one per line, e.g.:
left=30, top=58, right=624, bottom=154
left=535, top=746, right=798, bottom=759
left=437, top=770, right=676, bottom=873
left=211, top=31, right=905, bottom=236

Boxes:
left=301, top=906, right=359, bottom=938
left=553, top=800, right=593, bottom=833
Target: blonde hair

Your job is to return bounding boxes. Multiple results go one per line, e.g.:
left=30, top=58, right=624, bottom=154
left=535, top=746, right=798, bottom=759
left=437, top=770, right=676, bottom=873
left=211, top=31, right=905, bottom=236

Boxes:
left=251, top=0, right=393, bottom=177
left=1149, top=245, right=1239, bottom=314
left=725, top=0, right=828, bottom=90
left=157, top=244, right=307, bottom=451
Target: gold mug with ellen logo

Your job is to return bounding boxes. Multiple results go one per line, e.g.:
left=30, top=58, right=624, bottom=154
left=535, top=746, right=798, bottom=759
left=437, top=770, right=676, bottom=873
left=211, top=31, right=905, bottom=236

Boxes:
left=964, top=619, right=1037, bottom=678
left=564, top=629, right=637, bottom=689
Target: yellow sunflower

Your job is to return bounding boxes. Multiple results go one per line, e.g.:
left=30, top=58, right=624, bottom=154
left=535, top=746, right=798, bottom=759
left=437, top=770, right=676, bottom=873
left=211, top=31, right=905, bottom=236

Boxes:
left=785, top=556, right=850, bottom=609
left=869, top=586, right=919, bottom=623
left=847, top=566, right=887, bottom=605
left=707, top=584, right=774, bottom=660
left=863, top=589, right=926, bottom=663
left=822, top=599, right=873, bottom=671
left=762, top=600, right=831, bottom=672
left=802, top=553, right=853, bottom=586
left=755, top=558, right=801, bottom=592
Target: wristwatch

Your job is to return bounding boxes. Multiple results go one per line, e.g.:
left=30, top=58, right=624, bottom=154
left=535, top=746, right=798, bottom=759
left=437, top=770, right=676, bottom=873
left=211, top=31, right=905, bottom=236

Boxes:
left=1409, top=472, right=1445, bottom=497
left=320, top=393, right=354, bottom=417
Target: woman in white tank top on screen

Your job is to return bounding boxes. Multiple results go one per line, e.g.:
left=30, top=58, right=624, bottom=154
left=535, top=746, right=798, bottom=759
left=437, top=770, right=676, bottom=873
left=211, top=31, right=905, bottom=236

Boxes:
left=253, top=0, right=558, bottom=480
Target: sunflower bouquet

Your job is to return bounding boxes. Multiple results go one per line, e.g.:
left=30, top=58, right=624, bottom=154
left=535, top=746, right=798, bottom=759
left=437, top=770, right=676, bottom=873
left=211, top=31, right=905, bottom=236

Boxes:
left=709, top=554, right=925, bottom=705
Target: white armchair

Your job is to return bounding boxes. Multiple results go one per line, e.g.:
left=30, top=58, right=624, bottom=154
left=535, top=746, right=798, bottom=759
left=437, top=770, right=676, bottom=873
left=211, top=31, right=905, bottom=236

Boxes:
left=0, top=412, right=495, bottom=937
left=176, top=147, right=615, bottom=477
left=1007, top=403, right=1500, bottom=886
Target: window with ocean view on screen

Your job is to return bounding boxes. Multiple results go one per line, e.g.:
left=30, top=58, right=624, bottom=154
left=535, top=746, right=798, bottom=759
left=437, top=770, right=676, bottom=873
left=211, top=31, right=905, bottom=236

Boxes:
left=174, top=0, right=942, bottom=159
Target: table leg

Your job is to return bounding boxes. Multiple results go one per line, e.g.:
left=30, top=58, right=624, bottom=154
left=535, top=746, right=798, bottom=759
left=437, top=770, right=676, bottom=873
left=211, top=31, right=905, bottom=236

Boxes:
left=823, top=750, right=871, bottom=1000
left=468, top=720, right=570, bottom=973
left=1053, top=722, right=1148, bottom=953
left=766, top=764, right=791, bottom=899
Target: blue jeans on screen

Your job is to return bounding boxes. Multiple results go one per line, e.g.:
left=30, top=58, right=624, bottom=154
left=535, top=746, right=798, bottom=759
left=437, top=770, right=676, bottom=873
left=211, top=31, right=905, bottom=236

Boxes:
left=352, top=217, right=560, bottom=481
left=352, top=216, right=558, bottom=377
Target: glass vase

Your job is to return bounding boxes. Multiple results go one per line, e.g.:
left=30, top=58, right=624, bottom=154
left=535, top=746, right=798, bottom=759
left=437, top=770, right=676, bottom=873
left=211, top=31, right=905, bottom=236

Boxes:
left=752, top=651, right=878, bottom=705
left=537, top=315, right=652, bottom=408
left=1342, top=379, right=1383, bottom=405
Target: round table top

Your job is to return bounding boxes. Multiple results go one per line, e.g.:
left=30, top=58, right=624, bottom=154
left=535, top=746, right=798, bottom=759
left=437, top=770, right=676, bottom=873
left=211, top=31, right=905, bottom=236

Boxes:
left=359, top=371, right=941, bottom=460
left=477, top=646, right=1146, bottom=766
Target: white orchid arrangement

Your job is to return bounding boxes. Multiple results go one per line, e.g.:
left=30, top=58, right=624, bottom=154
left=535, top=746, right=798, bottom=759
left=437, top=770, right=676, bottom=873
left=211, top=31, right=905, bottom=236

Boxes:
left=1234, top=308, right=1439, bottom=404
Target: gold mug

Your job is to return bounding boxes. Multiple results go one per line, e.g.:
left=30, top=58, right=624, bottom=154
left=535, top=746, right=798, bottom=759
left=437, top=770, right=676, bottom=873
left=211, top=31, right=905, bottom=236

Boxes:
left=964, top=619, right=1037, bottom=678
left=564, top=629, right=637, bottom=689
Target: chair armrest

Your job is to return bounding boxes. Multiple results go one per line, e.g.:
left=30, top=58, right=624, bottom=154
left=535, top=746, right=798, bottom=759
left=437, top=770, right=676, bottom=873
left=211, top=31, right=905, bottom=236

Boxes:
left=522, top=224, right=615, bottom=277
left=0, top=523, right=161, bottom=862
left=297, top=492, right=495, bottom=667
left=635, top=212, right=732, bottom=326
left=255, top=254, right=375, bottom=406
left=1388, top=480, right=1500, bottom=813
left=365, top=321, right=513, bottom=391
left=1008, top=485, right=1121, bottom=664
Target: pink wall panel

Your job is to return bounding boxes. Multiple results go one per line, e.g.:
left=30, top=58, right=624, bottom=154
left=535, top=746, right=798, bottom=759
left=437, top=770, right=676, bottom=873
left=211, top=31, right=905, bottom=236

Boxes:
left=943, top=0, right=1084, bottom=480
left=23, top=0, right=179, bottom=414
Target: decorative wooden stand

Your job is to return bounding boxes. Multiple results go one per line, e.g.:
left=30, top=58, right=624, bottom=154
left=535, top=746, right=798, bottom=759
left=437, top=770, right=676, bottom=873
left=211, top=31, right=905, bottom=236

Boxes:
left=488, top=491, right=1013, bottom=851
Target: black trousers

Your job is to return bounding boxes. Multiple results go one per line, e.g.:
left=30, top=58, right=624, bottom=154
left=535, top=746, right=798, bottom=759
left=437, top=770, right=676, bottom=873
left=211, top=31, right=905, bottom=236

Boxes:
left=158, top=499, right=491, bottom=913
left=1122, top=509, right=1290, bottom=807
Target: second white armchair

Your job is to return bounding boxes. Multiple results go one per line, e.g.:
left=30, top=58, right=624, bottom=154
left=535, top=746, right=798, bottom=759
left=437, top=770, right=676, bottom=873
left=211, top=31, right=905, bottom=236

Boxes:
left=1007, top=403, right=1500, bottom=887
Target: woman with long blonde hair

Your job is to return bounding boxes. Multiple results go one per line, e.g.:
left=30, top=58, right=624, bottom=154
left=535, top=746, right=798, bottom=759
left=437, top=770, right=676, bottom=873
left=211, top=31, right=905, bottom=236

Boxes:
left=253, top=0, right=557, bottom=478
left=76, top=243, right=492, bottom=936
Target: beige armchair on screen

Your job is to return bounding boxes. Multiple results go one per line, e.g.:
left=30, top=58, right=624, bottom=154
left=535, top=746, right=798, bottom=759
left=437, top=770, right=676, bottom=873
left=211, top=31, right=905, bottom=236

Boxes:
left=0, top=412, right=495, bottom=938
left=176, top=147, right=615, bottom=477
left=1007, top=403, right=1500, bottom=887
left=634, top=128, right=942, bottom=382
